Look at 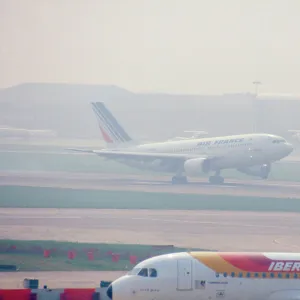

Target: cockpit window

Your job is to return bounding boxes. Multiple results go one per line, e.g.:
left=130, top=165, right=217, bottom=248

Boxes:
left=138, top=268, right=148, bottom=277
left=136, top=268, right=158, bottom=277
left=149, top=268, right=157, bottom=277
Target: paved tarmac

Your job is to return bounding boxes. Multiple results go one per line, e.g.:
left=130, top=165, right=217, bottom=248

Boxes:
left=1, top=208, right=300, bottom=252
left=1, top=170, right=300, bottom=198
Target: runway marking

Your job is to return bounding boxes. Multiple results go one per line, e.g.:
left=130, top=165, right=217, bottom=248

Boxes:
left=272, top=237, right=300, bottom=250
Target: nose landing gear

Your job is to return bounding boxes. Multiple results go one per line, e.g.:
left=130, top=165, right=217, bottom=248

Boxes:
left=260, top=163, right=271, bottom=179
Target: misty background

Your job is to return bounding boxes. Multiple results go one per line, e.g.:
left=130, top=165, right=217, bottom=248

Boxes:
left=0, top=0, right=300, bottom=141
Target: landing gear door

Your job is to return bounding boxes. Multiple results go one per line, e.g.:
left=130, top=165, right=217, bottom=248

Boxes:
left=177, top=259, right=193, bottom=291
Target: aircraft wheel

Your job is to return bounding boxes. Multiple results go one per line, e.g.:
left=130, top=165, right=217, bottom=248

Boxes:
left=172, top=176, right=188, bottom=185
left=260, top=163, right=271, bottom=179
left=209, top=175, right=224, bottom=185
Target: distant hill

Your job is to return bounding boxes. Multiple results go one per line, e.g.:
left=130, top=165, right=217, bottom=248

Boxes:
left=0, top=83, right=299, bottom=140
left=0, top=83, right=134, bottom=139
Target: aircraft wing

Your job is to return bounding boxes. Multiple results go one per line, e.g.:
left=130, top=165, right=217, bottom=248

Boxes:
left=66, top=148, right=96, bottom=154
left=67, top=148, right=208, bottom=161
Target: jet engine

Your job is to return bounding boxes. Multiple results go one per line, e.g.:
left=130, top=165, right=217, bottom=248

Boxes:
left=183, top=158, right=212, bottom=176
left=237, top=163, right=271, bottom=179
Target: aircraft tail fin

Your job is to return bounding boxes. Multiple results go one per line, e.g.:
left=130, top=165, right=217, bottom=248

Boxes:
left=91, top=102, right=134, bottom=148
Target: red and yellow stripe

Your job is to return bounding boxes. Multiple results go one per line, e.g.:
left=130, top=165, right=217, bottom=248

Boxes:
left=189, top=252, right=300, bottom=278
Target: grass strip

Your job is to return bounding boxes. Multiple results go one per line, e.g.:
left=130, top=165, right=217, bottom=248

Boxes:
left=0, top=239, right=209, bottom=271
left=0, top=186, right=300, bottom=212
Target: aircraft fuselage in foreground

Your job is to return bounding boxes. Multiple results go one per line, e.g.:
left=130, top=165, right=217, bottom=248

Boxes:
left=107, top=251, right=300, bottom=300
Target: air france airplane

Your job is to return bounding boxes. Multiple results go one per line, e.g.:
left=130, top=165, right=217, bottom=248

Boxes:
left=69, top=102, right=293, bottom=185
left=106, top=251, right=300, bottom=300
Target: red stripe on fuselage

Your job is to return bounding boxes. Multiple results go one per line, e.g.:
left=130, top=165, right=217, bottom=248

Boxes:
left=219, top=253, right=273, bottom=272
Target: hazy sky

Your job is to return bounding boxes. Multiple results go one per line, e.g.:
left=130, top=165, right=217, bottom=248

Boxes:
left=0, top=0, right=299, bottom=94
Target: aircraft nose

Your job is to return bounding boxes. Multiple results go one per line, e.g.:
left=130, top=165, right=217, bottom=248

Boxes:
left=107, top=284, right=113, bottom=300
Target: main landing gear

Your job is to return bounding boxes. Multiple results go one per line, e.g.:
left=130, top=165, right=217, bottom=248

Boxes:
left=208, top=170, right=224, bottom=185
left=171, top=167, right=188, bottom=185
left=208, top=175, right=224, bottom=184
left=171, top=175, right=188, bottom=185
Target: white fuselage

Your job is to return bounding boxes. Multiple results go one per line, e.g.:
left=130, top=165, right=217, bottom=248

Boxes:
left=107, top=252, right=300, bottom=300
left=106, top=133, right=293, bottom=173
left=89, top=102, right=293, bottom=177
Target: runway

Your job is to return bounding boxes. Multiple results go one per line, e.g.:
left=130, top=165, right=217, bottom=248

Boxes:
left=1, top=170, right=300, bottom=198
left=1, top=208, right=300, bottom=252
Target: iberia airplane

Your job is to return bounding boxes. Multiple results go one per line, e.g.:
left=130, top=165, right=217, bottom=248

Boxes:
left=69, top=102, right=293, bottom=185
left=106, top=251, right=300, bottom=300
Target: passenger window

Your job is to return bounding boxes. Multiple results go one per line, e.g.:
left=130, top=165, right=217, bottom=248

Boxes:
left=238, top=272, right=243, bottom=278
left=286, top=274, right=290, bottom=278
left=138, top=268, right=148, bottom=277
left=262, top=273, right=266, bottom=278
left=246, top=272, right=250, bottom=278
left=254, top=273, right=259, bottom=278
left=278, top=273, right=282, bottom=278
left=270, top=273, right=274, bottom=278
left=149, top=268, right=157, bottom=278
left=294, top=273, right=298, bottom=278
left=216, top=273, right=219, bottom=277
left=223, top=272, right=227, bottom=277
left=231, top=272, right=235, bottom=277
